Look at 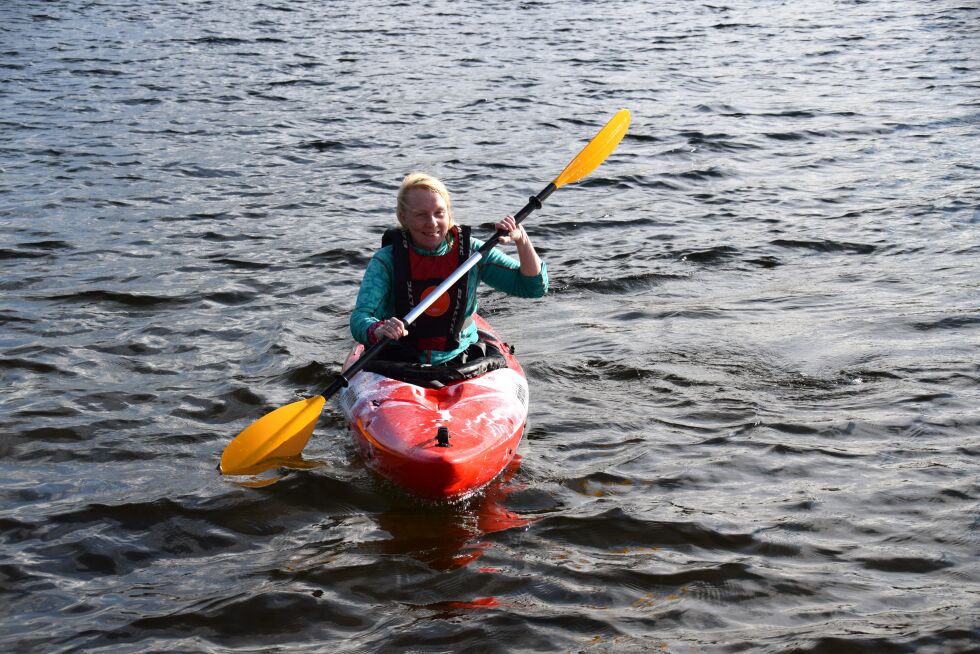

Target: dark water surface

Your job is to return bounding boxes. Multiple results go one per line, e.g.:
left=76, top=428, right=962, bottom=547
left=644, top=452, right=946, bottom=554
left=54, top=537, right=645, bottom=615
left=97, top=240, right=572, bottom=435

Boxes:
left=2, top=1, right=978, bottom=652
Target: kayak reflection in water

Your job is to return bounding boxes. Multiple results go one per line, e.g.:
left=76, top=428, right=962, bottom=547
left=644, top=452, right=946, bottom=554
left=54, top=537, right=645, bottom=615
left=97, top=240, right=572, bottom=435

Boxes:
left=350, top=172, right=548, bottom=366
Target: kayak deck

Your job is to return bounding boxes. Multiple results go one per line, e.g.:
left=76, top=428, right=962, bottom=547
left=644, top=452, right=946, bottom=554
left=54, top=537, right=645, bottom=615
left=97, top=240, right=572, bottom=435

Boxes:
left=338, top=316, right=528, bottom=499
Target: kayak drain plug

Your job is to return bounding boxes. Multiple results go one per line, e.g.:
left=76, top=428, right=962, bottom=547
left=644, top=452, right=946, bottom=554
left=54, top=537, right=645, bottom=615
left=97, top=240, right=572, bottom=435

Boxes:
left=436, top=426, right=451, bottom=448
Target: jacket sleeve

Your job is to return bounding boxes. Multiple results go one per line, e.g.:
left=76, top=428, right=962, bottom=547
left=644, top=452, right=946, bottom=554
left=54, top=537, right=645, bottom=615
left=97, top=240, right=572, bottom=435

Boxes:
left=472, top=237, right=549, bottom=298
left=350, top=247, right=396, bottom=345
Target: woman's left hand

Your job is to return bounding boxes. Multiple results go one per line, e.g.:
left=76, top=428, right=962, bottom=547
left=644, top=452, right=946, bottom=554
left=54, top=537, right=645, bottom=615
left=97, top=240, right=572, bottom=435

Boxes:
left=495, top=215, right=528, bottom=246
left=495, top=213, right=541, bottom=275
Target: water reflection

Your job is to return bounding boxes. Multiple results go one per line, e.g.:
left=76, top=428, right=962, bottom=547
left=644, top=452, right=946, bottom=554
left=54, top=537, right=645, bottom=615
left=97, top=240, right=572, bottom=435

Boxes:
left=224, top=456, right=328, bottom=488
left=373, top=456, right=530, bottom=572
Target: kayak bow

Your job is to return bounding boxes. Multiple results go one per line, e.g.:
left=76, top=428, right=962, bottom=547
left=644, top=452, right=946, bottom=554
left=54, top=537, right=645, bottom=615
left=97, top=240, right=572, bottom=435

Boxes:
left=339, top=315, right=526, bottom=499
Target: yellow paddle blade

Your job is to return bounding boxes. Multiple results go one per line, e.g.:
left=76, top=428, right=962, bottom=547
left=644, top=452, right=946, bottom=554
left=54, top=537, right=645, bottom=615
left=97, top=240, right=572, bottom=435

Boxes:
left=553, top=109, right=631, bottom=189
left=219, top=396, right=326, bottom=475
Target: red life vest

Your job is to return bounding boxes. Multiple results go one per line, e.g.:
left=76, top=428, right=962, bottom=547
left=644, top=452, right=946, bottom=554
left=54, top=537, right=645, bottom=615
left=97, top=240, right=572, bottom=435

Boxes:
left=383, top=225, right=472, bottom=352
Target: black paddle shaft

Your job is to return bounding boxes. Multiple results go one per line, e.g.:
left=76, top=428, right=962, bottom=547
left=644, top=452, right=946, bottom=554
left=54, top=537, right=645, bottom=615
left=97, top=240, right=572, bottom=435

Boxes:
left=319, top=181, right=558, bottom=401
left=477, top=182, right=556, bottom=255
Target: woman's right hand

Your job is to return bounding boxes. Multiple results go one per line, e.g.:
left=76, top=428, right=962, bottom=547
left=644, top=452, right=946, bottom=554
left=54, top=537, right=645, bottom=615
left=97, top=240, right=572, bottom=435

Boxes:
left=372, top=317, right=408, bottom=342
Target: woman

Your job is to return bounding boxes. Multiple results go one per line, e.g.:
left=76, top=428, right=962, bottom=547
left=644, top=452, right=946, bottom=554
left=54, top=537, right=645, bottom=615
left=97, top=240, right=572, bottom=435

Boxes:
left=351, top=172, right=548, bottom=366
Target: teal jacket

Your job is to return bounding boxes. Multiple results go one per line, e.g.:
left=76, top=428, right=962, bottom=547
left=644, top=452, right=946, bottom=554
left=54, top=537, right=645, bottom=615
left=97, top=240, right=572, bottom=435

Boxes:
left=350, top=233, right=548, bottom=364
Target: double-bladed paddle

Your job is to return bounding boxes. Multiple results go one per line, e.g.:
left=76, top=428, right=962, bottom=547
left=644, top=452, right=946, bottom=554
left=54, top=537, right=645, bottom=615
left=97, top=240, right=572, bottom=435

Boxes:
left=219, top=109, right=631, bottom=475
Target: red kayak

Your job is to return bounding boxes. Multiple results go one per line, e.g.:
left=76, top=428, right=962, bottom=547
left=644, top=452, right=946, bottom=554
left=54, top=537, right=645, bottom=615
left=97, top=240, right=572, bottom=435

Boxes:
left=337, top=315, right=528, bottom=500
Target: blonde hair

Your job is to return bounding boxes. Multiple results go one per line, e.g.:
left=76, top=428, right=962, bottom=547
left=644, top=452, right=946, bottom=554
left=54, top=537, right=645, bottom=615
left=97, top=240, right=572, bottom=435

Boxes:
left=396, top=172, right=454, bottom=228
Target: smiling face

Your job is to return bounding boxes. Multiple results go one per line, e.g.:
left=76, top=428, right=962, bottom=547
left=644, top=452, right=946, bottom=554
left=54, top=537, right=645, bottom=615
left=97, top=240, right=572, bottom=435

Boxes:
left=398, top=187, right=452, bottom=250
